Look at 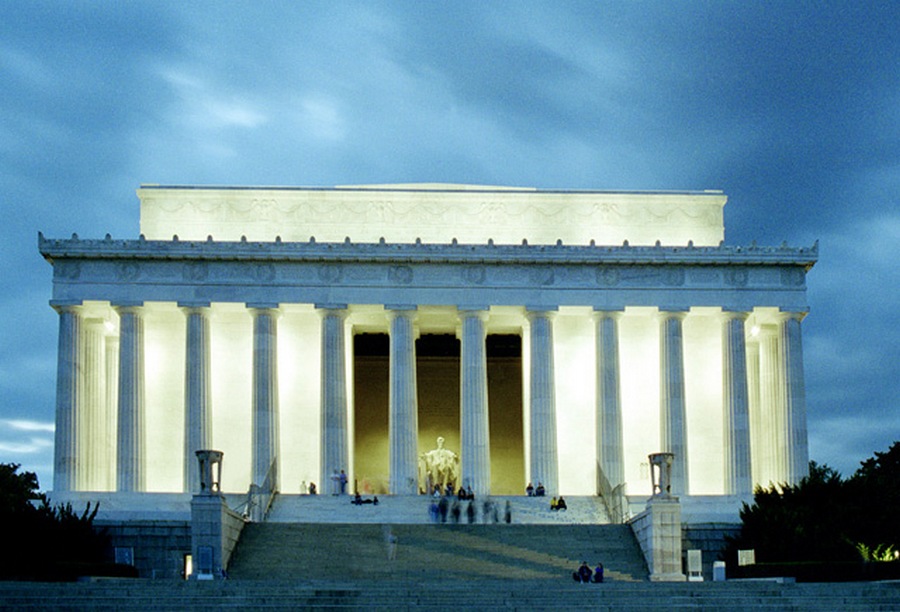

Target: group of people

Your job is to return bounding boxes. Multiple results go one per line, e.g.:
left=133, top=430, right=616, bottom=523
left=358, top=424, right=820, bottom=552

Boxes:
left=351, top=493, right=379, bottom=506
left=524, top=482, right=546, bottom=497
left=573, top=561, right=604, bottom=583
left=428, top=497, right=512, bottom=524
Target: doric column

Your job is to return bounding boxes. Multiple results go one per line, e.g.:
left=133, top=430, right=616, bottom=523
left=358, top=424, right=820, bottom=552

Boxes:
left=318, top=305, right=349, bottom=495
left=722, top=310, right=752, bottom=496
left=595, top=309, right=625, bottom=491
left=526, top=308, right=559, bottom=495
left=780, top=311, right=809, bottom=485
left=459, top=309, right=490, bottom=495
left=658, top=309, right=689, bottom=496
left=52, top=303, right=82, bottom=492
left=757, top=324, right=781, bottom=485
left=104, top=333, right=119, bottom=490
left=115, top=304, right=146, bottom=492
left=249, top=304, right=280, bottom=489
left=181, top=303, right=212, bottom=493
left=80, top=319, right=106, bottom=491
left=387, top=307, right=419, bottom=494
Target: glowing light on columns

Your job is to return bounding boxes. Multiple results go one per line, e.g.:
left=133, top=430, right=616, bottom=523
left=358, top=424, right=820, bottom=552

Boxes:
left=757, top=324, right=781, bottom=486
left=595, top=310, right=625, bottom=491
left=459, top=309, right=490, bottom=495
left=115, top=304, right=146, bottom=492
left=526, top=309, right=559, bottom=496
left=249, top=305, right=280, bottom=488
left=52, top=303, right=82, bottom=492
left=722, top=310, right=752, bottom=496
left=659, top=309, right=689, bottom=496
left=182, top=304, right=212, bottom=493
left=318, top=306, right=350, bottom=495
left=387, top=307, right=419, bottom=495
left=780, top=311, right=809, bottom=485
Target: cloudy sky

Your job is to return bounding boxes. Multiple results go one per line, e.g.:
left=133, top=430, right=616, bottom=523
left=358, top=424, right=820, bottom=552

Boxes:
left=1, top=2, right=897, bottom=490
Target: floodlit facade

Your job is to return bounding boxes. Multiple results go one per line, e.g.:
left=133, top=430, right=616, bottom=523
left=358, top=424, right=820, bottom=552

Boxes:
left=40, top=184, right=816, bottom=514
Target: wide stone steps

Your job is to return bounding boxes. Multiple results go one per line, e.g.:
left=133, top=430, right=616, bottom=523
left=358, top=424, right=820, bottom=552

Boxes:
left=227, top=523, right=646, bottom=582
left=1, top=580, right=899, bottom=610
left=266, top=494, right=611, bottom=524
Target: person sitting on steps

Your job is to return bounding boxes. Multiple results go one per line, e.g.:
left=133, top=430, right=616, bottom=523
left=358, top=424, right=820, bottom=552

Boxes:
left=556, top=496, right=567, bottom=511
left=573, top=561, right=593, bottom=583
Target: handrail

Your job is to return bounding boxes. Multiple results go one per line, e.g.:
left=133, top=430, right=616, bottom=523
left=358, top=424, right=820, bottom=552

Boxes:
left=236, top=459, right=278, bottom=522
left=597, top=462, right=629, bottom=524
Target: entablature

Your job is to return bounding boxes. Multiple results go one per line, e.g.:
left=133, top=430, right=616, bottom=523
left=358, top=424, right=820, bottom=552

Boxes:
left=39, top=234, right=817, bottom=313
left=39, top=233, right=818, bottom=268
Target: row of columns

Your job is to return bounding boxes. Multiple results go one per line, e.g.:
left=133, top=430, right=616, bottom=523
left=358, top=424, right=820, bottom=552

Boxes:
left=52, top=303, right=808, bottom=498
left=593, top=309, right=808, bottom=497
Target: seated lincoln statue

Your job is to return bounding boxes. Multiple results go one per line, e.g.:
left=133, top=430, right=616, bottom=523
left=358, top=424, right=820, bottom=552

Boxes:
left=419, top=436, right=460, bottom=494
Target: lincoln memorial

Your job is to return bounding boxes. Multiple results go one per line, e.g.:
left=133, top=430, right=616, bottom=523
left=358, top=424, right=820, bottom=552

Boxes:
left=40, top=184, right=816, bottom=514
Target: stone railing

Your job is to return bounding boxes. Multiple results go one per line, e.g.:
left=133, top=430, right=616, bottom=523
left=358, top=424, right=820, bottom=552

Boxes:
left=597, top=462, right=629, bottom=524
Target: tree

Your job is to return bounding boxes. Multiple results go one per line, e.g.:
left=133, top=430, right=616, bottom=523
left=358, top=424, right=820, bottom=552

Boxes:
left=848, top=441, right=900, bottom=552
left=726, top=442, right=900, bottom=566
left=726, top=462, right=856, bottom=563
left=0, top=463, right=109, bottom=580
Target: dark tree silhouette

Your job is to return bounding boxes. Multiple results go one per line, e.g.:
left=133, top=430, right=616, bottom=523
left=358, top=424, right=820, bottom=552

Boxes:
left=0, top=463, right=109, bottom=580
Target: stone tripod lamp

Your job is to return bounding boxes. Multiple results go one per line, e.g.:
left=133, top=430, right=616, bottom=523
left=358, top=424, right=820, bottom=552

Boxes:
left=195, top=450, right=224, bottom=495
left=649, top=452, right=674, bottom=497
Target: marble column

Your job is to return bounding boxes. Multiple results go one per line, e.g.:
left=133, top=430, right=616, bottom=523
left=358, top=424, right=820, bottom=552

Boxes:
left=104, top=333, right=119, bottom=490
left=52, top=303, right=82, bottom=492
left=527, top=309, right=559, bottom=495
left=387, top=307, right=419, bottom=494
left=658, top=309, right=689, bottom=496
left=595, top=310, right=625, bottom=492
left=249, top=305, right=280, bottom=489
left=722, top=310, right=752, bottom=496
left=318, top=305, right=349, bottom=495
left=780, top=311, right=809, bottom=485
left=182, top=304, right=212, bottom=493
left=745, top=338, right=761, bottom=486
left=115, top=304, right=146, bottom=492
left=80, top=320, right=106, bottom=491
left=459, top=309, right=490, bottom=495
left=757, top=324, right=781, bottom=485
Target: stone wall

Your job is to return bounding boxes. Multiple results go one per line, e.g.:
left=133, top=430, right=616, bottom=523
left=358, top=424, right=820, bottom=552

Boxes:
left=97, top=520, right=191, bottom=579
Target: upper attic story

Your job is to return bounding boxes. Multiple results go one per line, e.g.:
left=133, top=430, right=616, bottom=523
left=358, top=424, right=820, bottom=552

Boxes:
left=137, top=183, right=727, bottom=247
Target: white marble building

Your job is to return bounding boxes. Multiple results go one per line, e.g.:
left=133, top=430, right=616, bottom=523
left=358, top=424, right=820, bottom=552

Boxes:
left=40, top=184, right=816, bottom=513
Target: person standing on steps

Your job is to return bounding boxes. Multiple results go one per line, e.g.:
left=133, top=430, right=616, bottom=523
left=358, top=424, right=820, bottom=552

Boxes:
left=386, top=529, right=398, bottom=561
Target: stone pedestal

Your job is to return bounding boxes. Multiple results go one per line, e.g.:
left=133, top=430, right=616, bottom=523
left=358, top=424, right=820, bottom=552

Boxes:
left=631, top=497, right=686, bottom=582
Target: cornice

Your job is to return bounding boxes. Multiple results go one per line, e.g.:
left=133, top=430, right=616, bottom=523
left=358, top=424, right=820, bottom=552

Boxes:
left=39, top=233, right=818, bottom=270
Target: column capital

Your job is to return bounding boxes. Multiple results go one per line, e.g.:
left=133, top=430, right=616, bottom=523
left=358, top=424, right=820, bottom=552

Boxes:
left=314, top=303, right=348, bottom=312
left=50, top=299, right=83, bottom=313
left=112, top=303, right=145, bottom=317
left=593, top=308, right=625, bottom=321
left=525, top=305, right=559, bottom=313
left=657, top=308, right=689, bottom=322
left=246, top=302, right=281, bottom=310
left=778, top=308, right=809, bottom=323
left=384, top=304, right=417, bottom=312
left=525, top=308, right=557, bottom=323
left=458, top=308, right=489, bottom=322
left=721, top=308, right=750, bottom=322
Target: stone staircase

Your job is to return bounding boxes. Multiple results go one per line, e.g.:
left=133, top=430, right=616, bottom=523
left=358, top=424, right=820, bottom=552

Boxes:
left=1, top=580, right=899, bottom=610
left=266, top=493, right=611, bottom=524
left=227, top=523, right=646, bottom=582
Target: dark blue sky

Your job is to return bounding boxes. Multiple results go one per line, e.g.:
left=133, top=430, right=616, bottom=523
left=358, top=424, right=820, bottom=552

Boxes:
left=1, top=1, right=897, bottom=489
